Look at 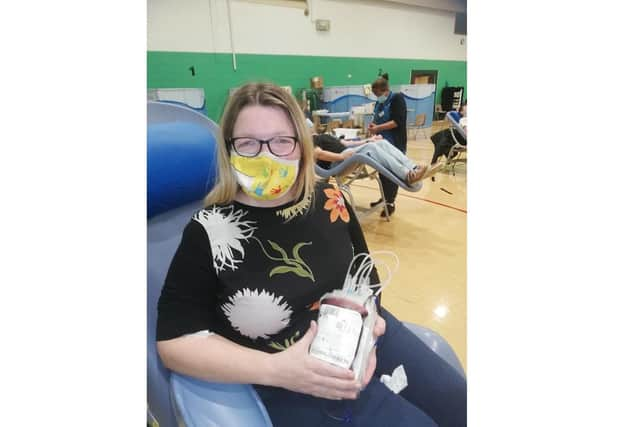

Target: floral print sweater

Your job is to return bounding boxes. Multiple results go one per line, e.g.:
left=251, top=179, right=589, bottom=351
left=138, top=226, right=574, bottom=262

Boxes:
left=156, top=182, right=376, bottom=353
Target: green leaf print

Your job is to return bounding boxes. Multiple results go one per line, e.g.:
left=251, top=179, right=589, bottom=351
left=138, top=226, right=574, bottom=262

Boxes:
left=253, top=237, right=315, bottom=282
left=269, top=266, right=301, bottom=277
left=268, top=331, right=301, bottom=351
left=267, top=240, right=296, bottom=266
left=292, top=242, right=313, bottom=272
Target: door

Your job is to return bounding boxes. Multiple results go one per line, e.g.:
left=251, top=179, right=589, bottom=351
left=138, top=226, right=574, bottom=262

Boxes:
left=410, top=70, right=438, bottom=85
left=410, top=70, right=439, bottom=120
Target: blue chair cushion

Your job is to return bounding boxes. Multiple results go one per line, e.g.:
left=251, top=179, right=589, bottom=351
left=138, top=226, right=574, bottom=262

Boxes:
left=170, top=374, right=274, bottom=427
left=147, top=122, right=216, bottom=218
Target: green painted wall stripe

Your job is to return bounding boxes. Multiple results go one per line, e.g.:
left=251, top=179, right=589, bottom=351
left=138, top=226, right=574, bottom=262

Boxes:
left=147, top=52, right=467, bottom=122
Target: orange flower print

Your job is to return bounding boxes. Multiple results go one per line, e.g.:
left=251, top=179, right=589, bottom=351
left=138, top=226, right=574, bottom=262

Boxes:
left=307, top=300, right=321, bottom=311
left=323, top=187, right=350, bottom=223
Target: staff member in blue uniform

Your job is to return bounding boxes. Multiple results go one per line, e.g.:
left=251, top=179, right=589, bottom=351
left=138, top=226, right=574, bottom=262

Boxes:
left=367, top=74, right=407, bottom=217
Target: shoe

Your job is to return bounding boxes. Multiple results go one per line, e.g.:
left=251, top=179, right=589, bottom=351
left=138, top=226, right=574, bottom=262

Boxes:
left=370, top=198, right=384, bottom=208
left=406, top=164, right=429, bottom=185
left=380, top=203, right=396, bottom=218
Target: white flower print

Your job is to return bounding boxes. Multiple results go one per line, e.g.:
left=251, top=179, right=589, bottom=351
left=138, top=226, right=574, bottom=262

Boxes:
left=194, top=206, right=257, bottom=274
left=222, top=288, right=293, bottom=340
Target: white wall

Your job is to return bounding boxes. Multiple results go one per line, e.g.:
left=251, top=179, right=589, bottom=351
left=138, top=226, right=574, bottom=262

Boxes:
left=383, top=0, right=465, bottom=13
left=147, top=0, right=466, bottom=61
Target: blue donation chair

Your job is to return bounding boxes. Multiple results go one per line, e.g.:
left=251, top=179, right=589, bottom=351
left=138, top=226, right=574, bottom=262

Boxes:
left=444, top=111, right=467, bottom=176
left=314, top=153, right=423, bottom=222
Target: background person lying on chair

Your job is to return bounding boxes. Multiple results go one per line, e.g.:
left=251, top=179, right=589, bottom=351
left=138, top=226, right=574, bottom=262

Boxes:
left=313, top=132, right=442, bottom=186
left=429, top=101, right=467, bottom=168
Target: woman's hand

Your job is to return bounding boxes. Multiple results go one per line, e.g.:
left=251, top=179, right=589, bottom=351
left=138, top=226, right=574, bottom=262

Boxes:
left=268, top=321, right=362, bottom=400
left=361, top=315, right=386, bottom=388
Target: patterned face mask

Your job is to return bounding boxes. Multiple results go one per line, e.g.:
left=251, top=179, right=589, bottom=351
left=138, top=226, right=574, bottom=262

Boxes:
left=230, top=151, right=300, bottom=201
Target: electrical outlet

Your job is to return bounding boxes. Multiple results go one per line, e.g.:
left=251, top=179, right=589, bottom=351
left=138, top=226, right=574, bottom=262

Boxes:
left=315, top=19, right=330, bottom=31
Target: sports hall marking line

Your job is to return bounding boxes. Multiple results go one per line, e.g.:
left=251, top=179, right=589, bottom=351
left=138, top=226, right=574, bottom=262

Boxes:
left=349, top=183, right=467, bottom=214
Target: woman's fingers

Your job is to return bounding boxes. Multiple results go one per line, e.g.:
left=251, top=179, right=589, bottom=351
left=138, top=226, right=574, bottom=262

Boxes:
left=312, top=386, right=358, bottom=400
left=308, top=357, right=355, bottom=380
left=311, top=373, right=361, bottom=393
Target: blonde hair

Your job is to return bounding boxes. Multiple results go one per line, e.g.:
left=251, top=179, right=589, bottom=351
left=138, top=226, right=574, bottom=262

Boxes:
left=204, top=82, right=316, bottom=209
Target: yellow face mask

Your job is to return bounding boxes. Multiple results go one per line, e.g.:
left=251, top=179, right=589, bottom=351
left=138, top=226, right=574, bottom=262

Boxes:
left=230, top=152, right=300, bottom=201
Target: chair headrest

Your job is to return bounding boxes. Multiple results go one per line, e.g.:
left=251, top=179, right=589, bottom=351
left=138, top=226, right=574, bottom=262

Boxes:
left=147, top=102, right=219, bottom=218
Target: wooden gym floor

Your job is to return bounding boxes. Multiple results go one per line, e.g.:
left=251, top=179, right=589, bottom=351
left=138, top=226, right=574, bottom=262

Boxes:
left=343, top=120, right=467, bottom=371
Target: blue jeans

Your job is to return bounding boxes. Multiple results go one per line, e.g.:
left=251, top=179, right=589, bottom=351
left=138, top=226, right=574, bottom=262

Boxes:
left=254, top=308, right=467, bottom=426
left=346, top=140, right=416, bottom=180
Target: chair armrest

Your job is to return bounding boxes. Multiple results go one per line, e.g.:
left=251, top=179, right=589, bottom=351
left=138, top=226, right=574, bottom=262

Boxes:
left=403, top=322, right=466, bottom=378
left=168, top=327, right=462, bottom=426
left=170, top=373, right=273, bottom=427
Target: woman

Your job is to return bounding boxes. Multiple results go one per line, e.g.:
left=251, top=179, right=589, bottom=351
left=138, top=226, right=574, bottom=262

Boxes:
left=366, top=74, right=408, bottom=217
left=156, top=82, right=466, bottom=426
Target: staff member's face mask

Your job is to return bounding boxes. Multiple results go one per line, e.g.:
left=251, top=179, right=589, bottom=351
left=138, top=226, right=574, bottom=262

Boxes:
left=373, top=88, right=389, bottom=103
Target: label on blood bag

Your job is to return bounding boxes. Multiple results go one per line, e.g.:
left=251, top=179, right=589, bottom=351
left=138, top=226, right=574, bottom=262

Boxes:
left=309, top=304, right=363, bottom=369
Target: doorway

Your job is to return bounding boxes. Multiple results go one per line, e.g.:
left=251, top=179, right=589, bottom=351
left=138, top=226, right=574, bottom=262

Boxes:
left=411, top=69, right=438, bottom=85
left=410, top=69, right=439, bottom=119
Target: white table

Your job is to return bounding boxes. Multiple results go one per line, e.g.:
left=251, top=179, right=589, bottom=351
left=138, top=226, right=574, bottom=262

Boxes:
left=311, top=111, right=352, bottom=119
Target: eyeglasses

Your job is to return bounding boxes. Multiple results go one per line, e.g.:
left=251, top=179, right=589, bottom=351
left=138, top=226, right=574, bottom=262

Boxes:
left=227, top=136, right=298, bottom=158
